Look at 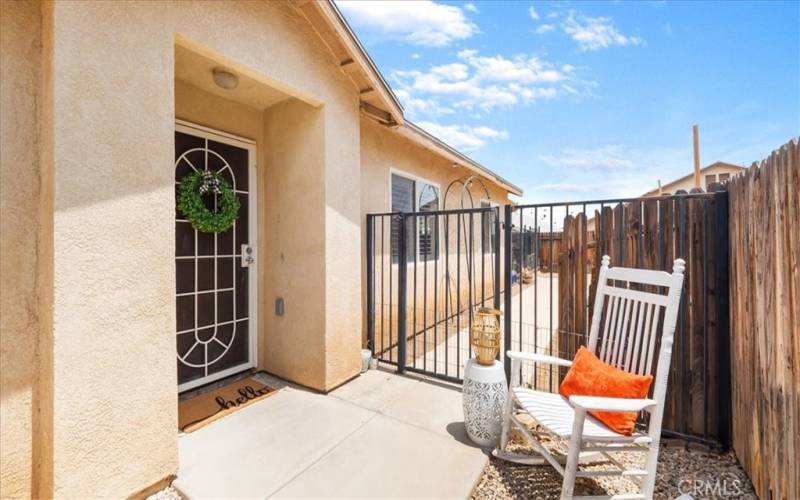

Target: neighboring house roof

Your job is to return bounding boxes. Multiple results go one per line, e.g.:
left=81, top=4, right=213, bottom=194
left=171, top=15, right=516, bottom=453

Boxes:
left=296, top=0, right=523, bottom=197
left=642, top=161, right=746, bottom=196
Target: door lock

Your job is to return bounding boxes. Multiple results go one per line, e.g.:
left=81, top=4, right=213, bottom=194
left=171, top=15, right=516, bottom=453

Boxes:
left=241, top=244, right=255, bottom=267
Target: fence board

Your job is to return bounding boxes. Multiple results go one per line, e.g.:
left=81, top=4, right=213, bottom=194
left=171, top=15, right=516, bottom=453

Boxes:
left=729, top=138, right=799, bottom=500
left=557, top=192, right=728, bottom=446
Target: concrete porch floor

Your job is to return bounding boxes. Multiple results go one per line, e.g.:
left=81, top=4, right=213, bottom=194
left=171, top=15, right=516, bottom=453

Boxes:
left=173, top=369, right=489, bottom=499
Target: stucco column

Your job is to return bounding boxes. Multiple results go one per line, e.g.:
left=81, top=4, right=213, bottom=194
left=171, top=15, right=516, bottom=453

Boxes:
left=262, top=96, right=362, bottom=392
left=0, top=2, right=51, bottom=498
left=262, top=99, right=328, bottom=390
left=46, top=2, right=178, bottom=496
left=322, top=100, right=363, bottom=388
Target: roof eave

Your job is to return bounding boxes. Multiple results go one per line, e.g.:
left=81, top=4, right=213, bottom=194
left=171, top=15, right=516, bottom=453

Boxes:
left=401, top=121, right=523, bottom=197
left=310, top=0, right=404, bottom=126
left=298, top=1, right=521, bottom=197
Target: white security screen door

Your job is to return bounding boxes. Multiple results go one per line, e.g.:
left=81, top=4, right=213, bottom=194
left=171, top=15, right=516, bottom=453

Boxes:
left=174, top=121, right=257, bottom=392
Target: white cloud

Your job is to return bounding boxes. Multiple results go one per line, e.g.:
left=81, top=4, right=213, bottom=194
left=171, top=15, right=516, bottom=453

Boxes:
left=392, top=49, right=580, bottom=114
left=562, top=10, right=644, bottom=51
left=464, top=2, right=479, bottom=13
left=411, top=53, right=421, bottom=60
left=535, top=24, right=556, bottom=34
left=415, top=121, right=509, bottom=151
left=394, top=89, right=454, bottom=116
left=533, top=183, right=593, bottom=192
left=527, top=143, right=693, bottom=202
left=528, top=6, right=539, bottom=20
left=540, top=145, right=637, bottom=170
left=336, top=0, right=477, bottom=47
left=431, top=62, right=471, bottom=81
left=458, top=49, right=567, bottom=84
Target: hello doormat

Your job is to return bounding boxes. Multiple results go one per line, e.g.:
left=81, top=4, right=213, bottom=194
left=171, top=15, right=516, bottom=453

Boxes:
left=179, top=377, right=277, bottom=432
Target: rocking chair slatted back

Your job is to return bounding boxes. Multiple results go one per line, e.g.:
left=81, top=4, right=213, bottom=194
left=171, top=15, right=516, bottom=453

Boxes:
left=588, top=255, right=685, bottom=395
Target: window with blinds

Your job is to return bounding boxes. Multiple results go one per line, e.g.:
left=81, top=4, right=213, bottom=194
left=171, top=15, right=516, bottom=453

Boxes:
left=417, top=183, right=439, bottom=261
left=391, top=174, right=415, bottom=264
left=390, top=173, right=439, bottom=263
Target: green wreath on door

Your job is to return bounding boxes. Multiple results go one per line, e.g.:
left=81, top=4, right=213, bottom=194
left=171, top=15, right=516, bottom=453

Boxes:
left=177, top=170, right=240, bottom=233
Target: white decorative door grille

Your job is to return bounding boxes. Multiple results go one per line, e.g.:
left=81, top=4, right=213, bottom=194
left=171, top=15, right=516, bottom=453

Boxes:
left=175, top=122, right=257, bottom=392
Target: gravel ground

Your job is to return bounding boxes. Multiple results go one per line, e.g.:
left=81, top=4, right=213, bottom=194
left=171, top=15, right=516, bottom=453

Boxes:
left=472, top=434, right=755, bottom=499
left=146, top=485, right=181, bottom=500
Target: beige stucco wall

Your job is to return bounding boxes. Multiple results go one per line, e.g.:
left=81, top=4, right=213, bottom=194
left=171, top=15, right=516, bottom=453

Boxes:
left=263, top=97, right=362, bottom=391
left=360, top=118, right=511, bottom=349
left=0, top=0, right=364, bottom=497
left=263, top=100, right=327, bottom=388
left=0, top=2, right=51, bottom=498
left=361, top=118, right=510, bottom=216
left=47, top=0, right=178, bottom=493
left=2, top=0, right=514, bottom=495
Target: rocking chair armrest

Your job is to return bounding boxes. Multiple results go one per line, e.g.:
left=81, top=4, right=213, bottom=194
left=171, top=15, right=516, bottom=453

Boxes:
left=506, top=351, right=573, bottom=368
left=568, top=395, right=657, bottom=413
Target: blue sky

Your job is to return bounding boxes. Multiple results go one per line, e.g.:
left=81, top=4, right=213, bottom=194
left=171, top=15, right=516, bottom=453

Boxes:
left=336, top=0, right=799, bottom=202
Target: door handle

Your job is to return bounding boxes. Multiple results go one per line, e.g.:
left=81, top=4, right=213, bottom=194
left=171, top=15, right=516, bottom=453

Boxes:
left=241, top=244, right=255, bottom=267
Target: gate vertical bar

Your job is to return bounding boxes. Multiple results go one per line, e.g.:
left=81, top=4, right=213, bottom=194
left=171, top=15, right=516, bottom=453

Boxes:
left=714, top=189, right=731, bottom=449
left=388, top=216, right=393, bottom=362
left=481, top=211, right=486, bottom=305
left=381, top=218, right=386, bottom=357
left=457, top=214, right=462, bottom=378
left=366, top=215, right=375, bottom=353
left=469, top=212, right=475, bottom=359
left=494, top=207, right=501, bottom=309
left=444, top=215, right=450, bottom=377
left=423, top=215, right=428, bottom=372
left=434, top=215, right=439, bottom=371
left=503, top=205, right=513, bottom=382
left=397, top=213, right=408, bottom=374
left=413, top=214, right=418, bottom=368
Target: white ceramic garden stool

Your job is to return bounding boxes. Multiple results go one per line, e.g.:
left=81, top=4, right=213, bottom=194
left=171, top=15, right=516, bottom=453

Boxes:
left=462, top=358, right=507, bottom=447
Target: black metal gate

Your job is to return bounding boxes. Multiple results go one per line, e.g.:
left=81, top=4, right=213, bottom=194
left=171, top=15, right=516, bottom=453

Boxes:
left=501, top=191, right=731, bottom=449
left=366, top=206, right=501, bottom=383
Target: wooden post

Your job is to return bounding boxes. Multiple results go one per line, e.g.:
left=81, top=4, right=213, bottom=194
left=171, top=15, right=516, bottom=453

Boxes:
left=693, top=125, right=701, bottom=188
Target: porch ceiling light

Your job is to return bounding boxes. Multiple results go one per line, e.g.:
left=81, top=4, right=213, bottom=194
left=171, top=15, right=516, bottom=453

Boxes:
left=212, top=67, right=239, bottom=90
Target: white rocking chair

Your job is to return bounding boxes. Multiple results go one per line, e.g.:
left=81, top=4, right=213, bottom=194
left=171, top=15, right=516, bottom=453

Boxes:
left=494, top=255, right=685, bottom=499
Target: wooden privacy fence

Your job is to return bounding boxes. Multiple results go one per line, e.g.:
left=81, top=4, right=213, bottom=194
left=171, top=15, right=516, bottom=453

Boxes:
left=557, top=191, right=731, bottom=448
left=511, top=230, right=562, bottom=274
left=728, top=138, right=799, bottom=500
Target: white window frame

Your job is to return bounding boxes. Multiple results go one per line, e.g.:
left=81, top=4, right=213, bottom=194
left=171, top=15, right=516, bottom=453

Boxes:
left=389, top=168, right=441, bottom=264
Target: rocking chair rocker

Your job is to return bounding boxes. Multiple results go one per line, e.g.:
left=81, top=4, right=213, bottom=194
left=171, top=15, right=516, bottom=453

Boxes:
left=494, top=255, right=685, bottom=499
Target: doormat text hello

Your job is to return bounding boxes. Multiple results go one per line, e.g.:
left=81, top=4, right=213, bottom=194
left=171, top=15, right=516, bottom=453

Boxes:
left=215, top=385, right=273, bottom=411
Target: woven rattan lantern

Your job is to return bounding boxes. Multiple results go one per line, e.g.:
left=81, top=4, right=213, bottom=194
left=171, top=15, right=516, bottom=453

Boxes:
left=471, top=307, right=502, bottom=365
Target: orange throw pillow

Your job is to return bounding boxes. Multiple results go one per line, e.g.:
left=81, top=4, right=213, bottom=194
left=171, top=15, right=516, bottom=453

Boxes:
left=559, top=346, right=653, bottom=436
